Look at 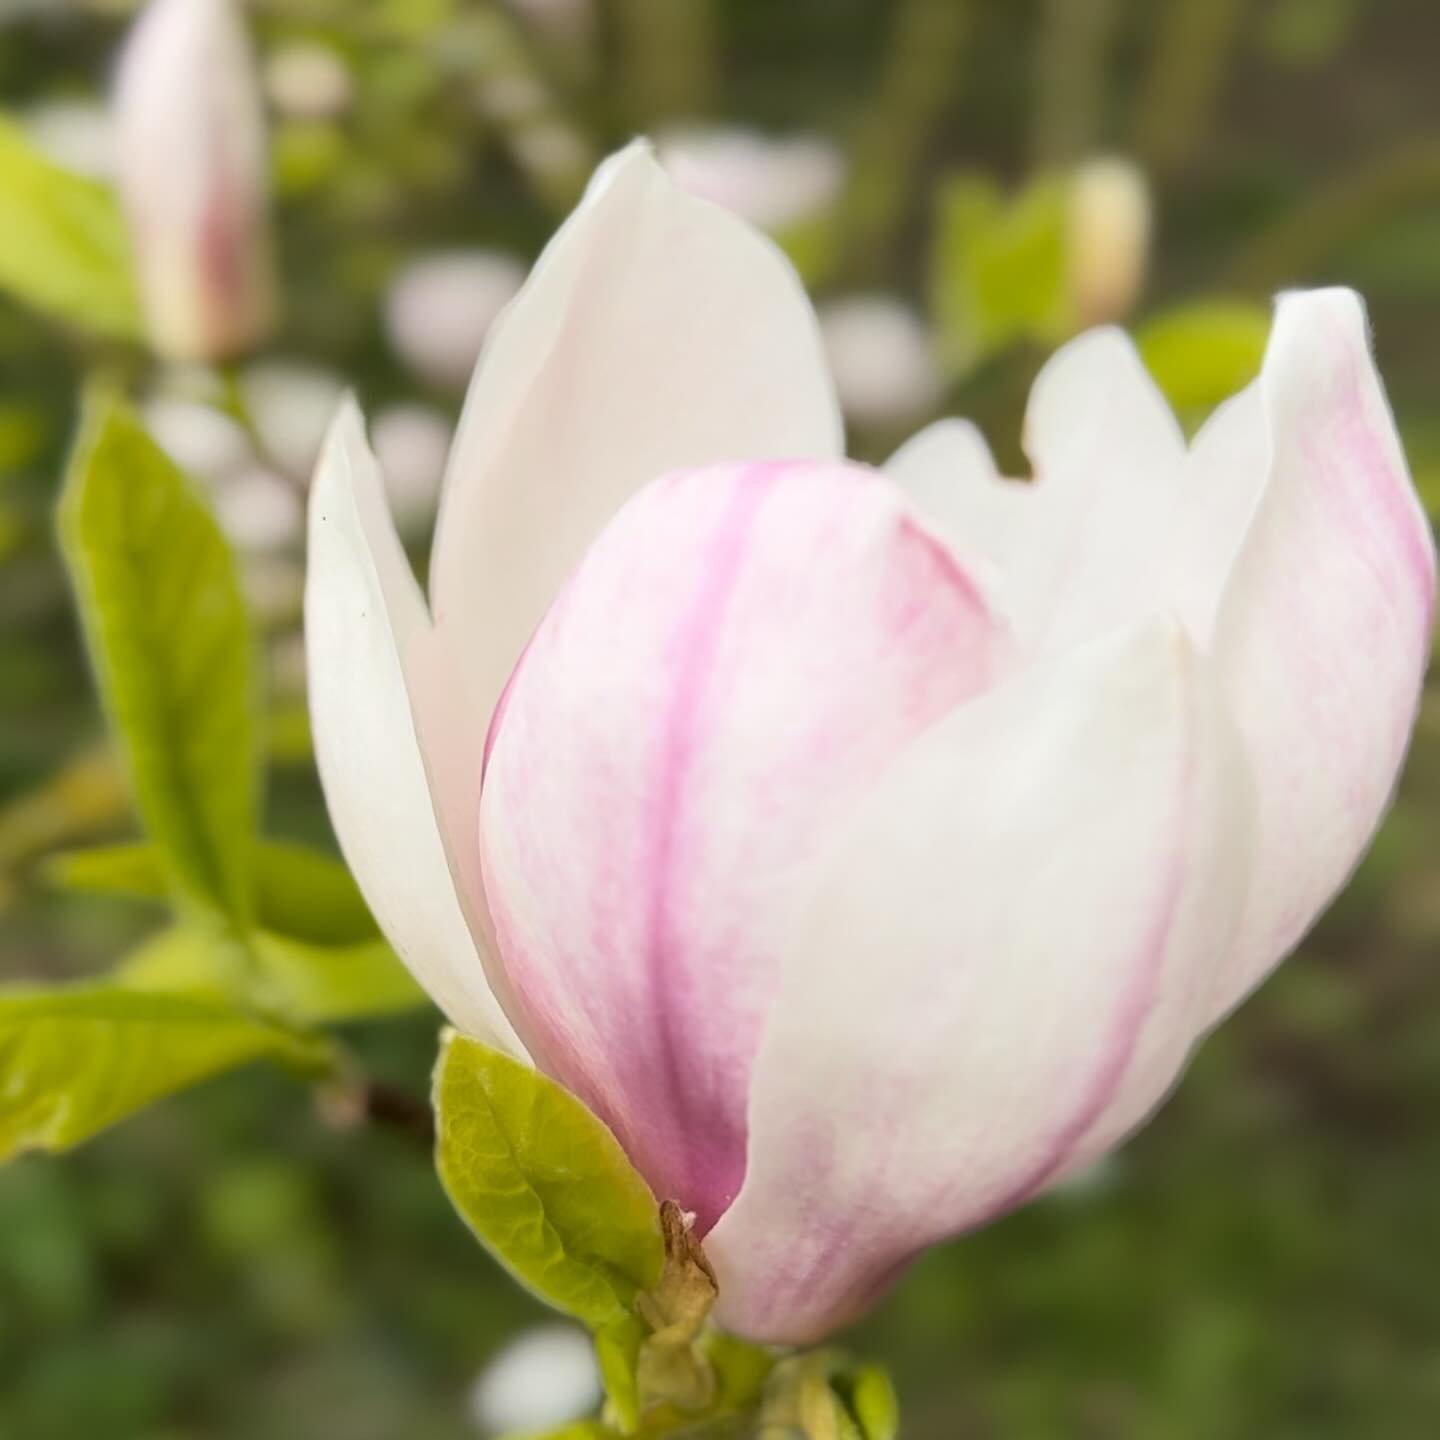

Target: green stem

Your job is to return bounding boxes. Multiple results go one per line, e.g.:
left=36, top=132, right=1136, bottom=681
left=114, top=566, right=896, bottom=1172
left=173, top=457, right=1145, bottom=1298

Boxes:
left=1133, top=0, right=1247, bottom=177
left=1030, top=0, right=1121, bottom=168
left=1224, top=137, right=1440, bottom=292
left=836, top=0, right=973, bottom=283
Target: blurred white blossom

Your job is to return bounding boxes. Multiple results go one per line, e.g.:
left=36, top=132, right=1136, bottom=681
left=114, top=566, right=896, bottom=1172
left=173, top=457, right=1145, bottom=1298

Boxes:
left=242, top=361, right=347, bottom=480
left=264, top=42, right=353, bottom=120
left=505, top=0, right=593, bottom=35
left=658, top=126, right=845, bottom=233
left=143, top=397, right=251, bottom=484
left=370, top=404, right=453, bottom=536
left=214, top=467, right=303, bottom=553
left=383, top=250, right=526, bottom=389
left=467, top=1325, right=601, bottom=1437
left=818, top=294, right=942, bottom=427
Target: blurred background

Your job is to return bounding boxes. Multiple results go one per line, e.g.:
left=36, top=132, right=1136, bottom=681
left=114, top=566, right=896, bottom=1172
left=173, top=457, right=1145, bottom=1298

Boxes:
left=2, top=0, right=1440, bottom=1435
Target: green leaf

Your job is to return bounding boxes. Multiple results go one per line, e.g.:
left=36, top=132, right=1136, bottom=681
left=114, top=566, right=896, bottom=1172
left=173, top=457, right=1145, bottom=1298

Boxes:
left=1136, top=301, right=1272, bottom=417
left=49, top=838, right=381, bottom=945
left=59, top=398, right=259, bottom=926
left=0, top=115, right=140, bottom=339
left=434, top=1031, right=664, bottom=1331
left=838, top=1366, right=900, bottom=1440
left=932, top=172, right=1071, bottom=375
left=0, top=982, right=326, bottom=1161
left=116, top=924, right=424, bottom=1025
left=595, top=1316, right=646, bottom=1433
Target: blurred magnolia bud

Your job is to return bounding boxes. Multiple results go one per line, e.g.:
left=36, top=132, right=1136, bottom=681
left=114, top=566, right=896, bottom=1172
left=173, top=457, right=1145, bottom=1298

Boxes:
left=241, top=360, right=346, bottom=480
left=818, top=294, right=942, bottom=428
left=1066, top=155, right=1152, bottom=328
left=467, top=1325, right=601, bottom=1437
left=113, top=0, right=277, bottom=362
left=658, top=126, right=845, bottom=234
left=384, top=250, right=526, bottom=389
left=370, top=403, right=453, bottom=535
left=264, top=42, right=352, bottom=121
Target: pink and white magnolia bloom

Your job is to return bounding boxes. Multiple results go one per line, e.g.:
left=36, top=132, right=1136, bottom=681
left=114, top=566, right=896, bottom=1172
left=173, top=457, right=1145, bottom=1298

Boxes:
left=306, top=142, right=1435, bottom=1344
left=114, top=0, right=276, bottom=361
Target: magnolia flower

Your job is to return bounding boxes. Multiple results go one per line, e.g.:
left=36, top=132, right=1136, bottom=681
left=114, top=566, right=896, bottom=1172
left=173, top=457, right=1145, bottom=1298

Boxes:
left=113, top=0, right=276, bottom=361
left=306, top=143, right=1434, bottom=1344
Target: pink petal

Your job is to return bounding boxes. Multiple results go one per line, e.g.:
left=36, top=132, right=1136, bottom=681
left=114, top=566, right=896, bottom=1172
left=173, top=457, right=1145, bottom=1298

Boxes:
left=412, top=141, right=842, bottom=967
left=477, top=461, right=1008, bottom=1230
left=706, top=619, right=1251, bottom=1344
left=1204, top=289, right=1436, bottom=1020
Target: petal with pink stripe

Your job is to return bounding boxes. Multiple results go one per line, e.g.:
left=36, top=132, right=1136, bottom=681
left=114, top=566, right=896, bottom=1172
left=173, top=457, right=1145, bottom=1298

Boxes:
left=477, top=460, right=1009, bottom=1229
left=706, top=617, right=1251, bottom=1344
left=1202, top=289, right=1436, bottom=1021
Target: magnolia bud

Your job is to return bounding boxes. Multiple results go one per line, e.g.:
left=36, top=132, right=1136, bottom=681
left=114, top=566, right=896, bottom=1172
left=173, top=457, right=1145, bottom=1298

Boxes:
left=1066, top=155, right=1152, bottom=327
left=114, top=0, right=277, bottom=361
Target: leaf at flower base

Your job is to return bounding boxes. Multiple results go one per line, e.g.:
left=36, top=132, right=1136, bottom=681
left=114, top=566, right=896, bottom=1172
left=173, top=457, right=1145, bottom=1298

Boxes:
left=59, top=397, right=259, bottom=927
left=115, top=924, right=424, bottom=1025
left=594, top=1316, right=646, bottom=1434
left=434, top=1031, right=665, bottom=1332
left=0, top=982, right=328, bottom=1162
left=835, top=1366, right=899, bottom=1440
left=48, top=838, right=381, bottom=946
left=0, top=115, right=140, bottom=339
left=518, top=1424, right=615, bottom=1440
left=1137, top=301, right=1272, bottom=418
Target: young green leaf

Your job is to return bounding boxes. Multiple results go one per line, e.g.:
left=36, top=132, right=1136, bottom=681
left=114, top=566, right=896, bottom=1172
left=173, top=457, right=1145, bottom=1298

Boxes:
left=932, top=172, right=1070, bottom=375
left=837, top=1366, right=899, bottom=1440
left=0, top=982, right=327, bottom=1161
left=1137, top=301, right=1271, bottom=417
left=434, top=1031, right=665, bottom=1331
left=60, top=398, right=259, bottom=926
left=49, top=838, right=381, bottom=945
left=116, top=925, right=424, bottom=1025
left=0, top=115, right=140, bottom=339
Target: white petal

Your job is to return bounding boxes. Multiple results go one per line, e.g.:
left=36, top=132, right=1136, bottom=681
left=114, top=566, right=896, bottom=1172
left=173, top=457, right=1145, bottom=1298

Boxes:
left=304, top=398, right=524, bottom=1054
left=415, top=141, right=843, bottom=952
left=477, top=460, right=1009, bottom=1228
left=429, top=139, right=842, bottom=737
left=885, top=418, right=1032, bottom=572
left=1013, top=327, right=1187, bottom=652
left=706, top=618, right=1251, bottom=1344
left=1205, top=289, right=1436, bottom=1020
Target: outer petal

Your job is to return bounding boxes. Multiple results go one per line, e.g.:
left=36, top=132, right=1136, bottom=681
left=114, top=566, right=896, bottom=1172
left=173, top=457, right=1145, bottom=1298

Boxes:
left=706, top=618, right=1251, bottom=1344
left=478, top=461, right=1010, bottom=1230
left=430, top=138, right=842, bottom=730
left=1205, top=290, right=1435, bottom=1019
left=305, top=399, right=523, bottom=1054
left=416, top=140, right=843, bottom=959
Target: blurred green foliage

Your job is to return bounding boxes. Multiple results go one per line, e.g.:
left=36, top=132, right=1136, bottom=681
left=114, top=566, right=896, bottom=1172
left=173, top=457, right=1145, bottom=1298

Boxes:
left=2, top=0, right=1440, bottom=1437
